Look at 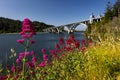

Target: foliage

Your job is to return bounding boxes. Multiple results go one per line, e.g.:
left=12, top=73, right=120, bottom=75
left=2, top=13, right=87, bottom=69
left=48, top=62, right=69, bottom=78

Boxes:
left=104, top=1, right=113, bottom=23
left=113, top=0, right=120, bottom=17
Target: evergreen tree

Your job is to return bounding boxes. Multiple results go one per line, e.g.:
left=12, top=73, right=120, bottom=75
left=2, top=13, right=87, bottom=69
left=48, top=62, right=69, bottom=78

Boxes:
left=104, top=1, right=113, bottom=23
left=113, top=0, right=120, bottom=17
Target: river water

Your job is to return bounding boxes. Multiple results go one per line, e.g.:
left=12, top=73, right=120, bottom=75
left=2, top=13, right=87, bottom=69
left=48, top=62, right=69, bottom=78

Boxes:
left=0, top=32, right=85, bottom=65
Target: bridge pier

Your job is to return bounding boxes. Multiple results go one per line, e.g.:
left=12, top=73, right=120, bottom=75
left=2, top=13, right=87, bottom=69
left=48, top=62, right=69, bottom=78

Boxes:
left=65, top=23, right=79, bottom=34
left=56, top=27, right=64, bottom=33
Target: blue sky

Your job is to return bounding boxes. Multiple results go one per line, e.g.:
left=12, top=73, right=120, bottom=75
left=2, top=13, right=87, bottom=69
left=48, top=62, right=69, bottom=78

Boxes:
left=0, top=0, right=116, bottom=26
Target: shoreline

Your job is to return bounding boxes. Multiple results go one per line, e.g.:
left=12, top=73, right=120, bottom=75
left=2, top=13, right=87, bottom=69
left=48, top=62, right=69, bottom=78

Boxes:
left=0, top=32, right=49, bottom=35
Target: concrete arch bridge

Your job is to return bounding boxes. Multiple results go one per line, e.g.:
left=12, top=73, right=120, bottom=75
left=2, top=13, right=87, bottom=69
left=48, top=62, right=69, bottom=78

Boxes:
left=43, top=13, right=102, bottom=34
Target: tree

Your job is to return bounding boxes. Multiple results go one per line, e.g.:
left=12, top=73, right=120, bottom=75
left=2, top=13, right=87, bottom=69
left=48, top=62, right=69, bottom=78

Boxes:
left=113, top=0, right=120, bottom=17
left=104, top=1, right=113, bottom=23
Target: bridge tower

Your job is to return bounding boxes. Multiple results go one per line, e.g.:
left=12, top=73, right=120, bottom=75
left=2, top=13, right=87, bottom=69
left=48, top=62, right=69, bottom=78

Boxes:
left=89, top=13, right=95, bottom=24
left=97, top=13, right=102, bottom=21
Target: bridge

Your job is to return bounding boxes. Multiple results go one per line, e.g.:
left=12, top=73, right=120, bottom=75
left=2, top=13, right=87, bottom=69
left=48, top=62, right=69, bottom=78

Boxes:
left=43, top=13, right=102, bottom=34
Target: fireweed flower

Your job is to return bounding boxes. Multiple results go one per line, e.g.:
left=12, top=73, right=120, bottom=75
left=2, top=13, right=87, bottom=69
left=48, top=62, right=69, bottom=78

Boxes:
left=82, top=39, right=86, bottom=46
left=66, top=39, right=72, bottom=45
left=64, top=46, right=72, bottom=51
left=17, top=18, right=36, bottom=43
left=31, top=50, right=35, bottom=56
left=32, top=57, right=37, bottom=63
left=24, top=52, right=30, bottom=56
left=69, top=35, right=75, bottom=41
left=38, top=61, right=45, bottom=67
left=55, top=44, right=60, bottom=50
left=59, top=37, right=64, bottom=45
left=11, top=66, right=15, bottom=72
left=16, top=58, right=21, bottom=64
left=50, top=50, right=58, bottom=58
left=43, top=54, right=48, bottom=60
left=81, top=47, right=86, bottom=52
left=26, top=62, right=34, bottom=69
left=29, top=40, right=35, bottom=44
left=74, top=41, right=80, bottom=48
left=19, top=52, right=24, bottom=60
left=17, top=39, right=24, bottom=43
left=20, top=18, right=36, bottom=38
left=41, top=48, right=45, bottom=53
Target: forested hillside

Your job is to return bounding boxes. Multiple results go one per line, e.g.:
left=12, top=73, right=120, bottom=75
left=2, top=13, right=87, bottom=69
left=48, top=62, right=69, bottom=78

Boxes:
left=0, top=17, right=54, bottom=33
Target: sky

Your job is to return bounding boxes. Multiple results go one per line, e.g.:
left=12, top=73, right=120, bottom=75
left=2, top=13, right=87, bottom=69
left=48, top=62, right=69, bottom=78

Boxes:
left=0, top=0, right=116, bottom=26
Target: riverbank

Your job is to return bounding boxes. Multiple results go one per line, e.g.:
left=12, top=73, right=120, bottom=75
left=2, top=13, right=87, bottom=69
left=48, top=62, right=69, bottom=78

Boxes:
left=0, top=32, right=49, bottom=35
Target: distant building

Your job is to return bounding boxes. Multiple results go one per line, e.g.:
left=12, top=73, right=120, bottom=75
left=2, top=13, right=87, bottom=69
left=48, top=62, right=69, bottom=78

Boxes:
left=97, top=13, right=102, bottom=18
left=89, top=13, right=95, bottom=24
left=89, top=13, right=102, bottom=23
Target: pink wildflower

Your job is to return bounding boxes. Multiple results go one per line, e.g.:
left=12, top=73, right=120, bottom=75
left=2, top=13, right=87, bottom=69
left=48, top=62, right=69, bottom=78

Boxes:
left=43, top=54, right=48, bottom=60
left=66, top=39, right=72, bottom=45
left=50, top=50, right=57, bottom=57
left=41, top=48, right=45, bottom=53
left=32, top=57, right=37, bottom=63
left=55, top=44, right=60, bottom=50
left=82, top=39, right=86, bottom=46
left=64, top=46, right=72, bottom=51
left=74, top=41, right=80, bottom=48
left=81, top=47, right=86, bottom=52
left=38, top=61, right=46, bottom=67
left=20, top=18, right=36, bottom=39
left=59, top=37, right=64, bottom=45
left=21, top=34, right=33, bottom=38
left=16, top=58, right=21, bottom=64
left=25, top=52, right=30, bottom=56
left=19, top=52, right=24, bottom=60
left=11, top=66, right=15, bottom=72
left=31, top=50, right=35, bottom=56
left=17, top=39, right=24, bottom=43
left=29, top=40, right=35, bottom=44
left=69, top=35, right=75, bottom=41
left=26, top=62, right=34, bottom=69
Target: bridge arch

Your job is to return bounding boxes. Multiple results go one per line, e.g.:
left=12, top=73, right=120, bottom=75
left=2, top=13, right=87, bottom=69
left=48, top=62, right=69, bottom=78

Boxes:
left=75, top=23, right=87, bottom=31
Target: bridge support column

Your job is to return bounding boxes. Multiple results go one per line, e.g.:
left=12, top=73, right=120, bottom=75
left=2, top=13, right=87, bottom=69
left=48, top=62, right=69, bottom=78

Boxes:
left=65, top=23, right=79, bottom=34
left=56, top=27, right=64, bottom=33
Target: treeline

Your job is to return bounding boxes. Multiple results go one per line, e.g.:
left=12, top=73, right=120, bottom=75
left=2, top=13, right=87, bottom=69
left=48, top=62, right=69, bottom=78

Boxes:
left=85, top=0, right=120, bottom=40
left=0, top=17, right=54, bottom=33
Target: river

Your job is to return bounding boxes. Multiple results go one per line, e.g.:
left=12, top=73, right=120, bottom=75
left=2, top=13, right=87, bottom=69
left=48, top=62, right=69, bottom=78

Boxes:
left=0, top=32, right=85, bottom=65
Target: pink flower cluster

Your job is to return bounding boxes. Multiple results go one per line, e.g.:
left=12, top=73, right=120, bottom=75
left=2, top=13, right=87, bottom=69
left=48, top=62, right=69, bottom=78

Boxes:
left=38, top=49, right=49, bottom=67
left=16, top=51, right=36, bottom=63
left=20, top=18, right=36, bottom=39
left=17, top=18, right=36, bottom=44
left=55, top=35, right=80, bottom=52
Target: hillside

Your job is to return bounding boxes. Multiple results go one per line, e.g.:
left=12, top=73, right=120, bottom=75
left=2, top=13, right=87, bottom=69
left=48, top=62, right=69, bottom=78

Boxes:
left=0, top=17, right=54, bottom=33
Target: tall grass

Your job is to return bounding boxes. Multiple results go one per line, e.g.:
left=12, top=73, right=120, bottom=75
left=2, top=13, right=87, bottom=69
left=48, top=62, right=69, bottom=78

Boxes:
left=37, top=39, right=119, bottom=80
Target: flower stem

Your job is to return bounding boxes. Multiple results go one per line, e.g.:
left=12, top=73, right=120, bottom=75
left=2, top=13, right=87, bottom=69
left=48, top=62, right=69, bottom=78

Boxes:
left=22, top=39, right=29, bottom=79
